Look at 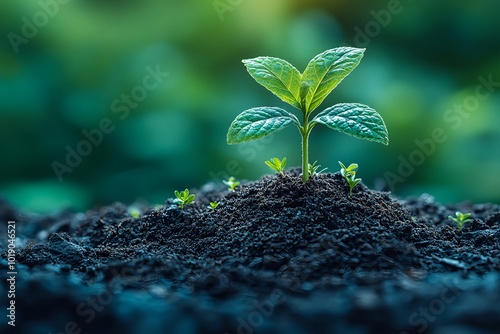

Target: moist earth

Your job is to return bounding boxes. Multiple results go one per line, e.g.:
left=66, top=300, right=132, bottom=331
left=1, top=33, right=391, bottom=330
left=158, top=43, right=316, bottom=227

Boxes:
left=1, top=169, right=499, bottom=334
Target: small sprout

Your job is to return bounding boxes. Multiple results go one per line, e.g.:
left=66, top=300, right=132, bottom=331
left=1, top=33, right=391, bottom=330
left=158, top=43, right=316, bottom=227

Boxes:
left=223, top=176, right=240, bottom=191
left=174, top=189, right=195, bottom=209
left=339, top=161, right=361, bottom=197
left=448, top=211, right=472, bottom=231
left=128, top=207, right=140, bottom=218
left=265, top=157, right=287, bottom=176
left=339, top=161, right=358, bottom=177
left=208, top=201, right=219, bottom=210
left=308, top=160, right=327, bottom=177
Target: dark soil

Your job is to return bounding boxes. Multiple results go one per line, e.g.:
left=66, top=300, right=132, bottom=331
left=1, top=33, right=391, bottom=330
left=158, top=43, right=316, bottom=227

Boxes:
left=1, top=169, right=499, bottom=334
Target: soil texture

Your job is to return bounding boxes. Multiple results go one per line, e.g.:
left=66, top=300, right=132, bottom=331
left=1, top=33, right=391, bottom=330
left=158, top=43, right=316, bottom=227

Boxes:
left=1, top=169, right=499, bottom=333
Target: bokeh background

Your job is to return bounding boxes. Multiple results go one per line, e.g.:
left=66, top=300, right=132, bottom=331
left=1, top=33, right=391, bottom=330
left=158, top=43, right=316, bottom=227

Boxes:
left=1, top=0, right=499, bottom=213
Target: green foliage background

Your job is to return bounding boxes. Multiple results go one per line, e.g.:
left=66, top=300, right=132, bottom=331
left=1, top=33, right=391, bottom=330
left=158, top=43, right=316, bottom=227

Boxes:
left=1, top=0, right=499, bottom=212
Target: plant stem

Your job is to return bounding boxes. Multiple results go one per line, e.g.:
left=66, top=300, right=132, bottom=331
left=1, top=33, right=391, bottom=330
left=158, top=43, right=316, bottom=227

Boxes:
left=301, top=113, right=311, bottom=183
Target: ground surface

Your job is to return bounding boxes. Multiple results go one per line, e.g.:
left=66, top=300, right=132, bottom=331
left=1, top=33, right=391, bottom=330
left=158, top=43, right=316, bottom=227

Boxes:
left=1, top=170, right=499, bottom=333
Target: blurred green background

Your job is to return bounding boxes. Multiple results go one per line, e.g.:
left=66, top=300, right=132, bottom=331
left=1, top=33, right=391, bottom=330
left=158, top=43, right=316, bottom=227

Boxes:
left=1, top=0, right=499, bottom=213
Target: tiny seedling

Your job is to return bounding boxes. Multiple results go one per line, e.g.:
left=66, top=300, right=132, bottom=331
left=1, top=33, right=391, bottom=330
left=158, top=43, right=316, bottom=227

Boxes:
left=265, top=157, right=287, bottom=176
left=308, top=160, right=327, bottom=177
left=208, top=201, right=219, bottom=210
left=174, top=189, right=195, bottom=209
left=127, top=207, right=140, bottom=218
left=339, top=161, right=361, bottom=196
left=223, top=176, right=240, bottom=191
left=448, top=211, right=472, bottom=231
left=227, top=46, right=388, bottom=183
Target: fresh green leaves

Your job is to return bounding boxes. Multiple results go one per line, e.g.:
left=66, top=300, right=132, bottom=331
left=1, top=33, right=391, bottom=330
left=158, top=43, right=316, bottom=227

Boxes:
left=265, top=157, right=287, bottom=175
left=448, top=211, right=472, bottom=231
left=223, top=176, right=240, bottom=191
left=174, top=189, right=195, bottom=209
left=308, top=161, right=327, bottom=176
left=242, top=57, right=302, bottom=109
left=242, top=47, right=364, bottom=114
left=312, top=103, right=389, bottom=145
left=227, top=47, right=388, bottom=183
left=339, top=161, right=361, bottom=197
left=301, top=47, right=365, bottom=114
left=209, top=201, right=219, bottom=210
left=227, top=107, right=298, bottom=144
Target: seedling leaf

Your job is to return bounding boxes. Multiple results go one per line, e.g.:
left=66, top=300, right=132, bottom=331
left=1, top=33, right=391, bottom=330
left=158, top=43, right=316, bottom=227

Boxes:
left=265, top=157, right=287, bottom=175
left=223, top=176, right=240, bottom=191
left=301, top=47, right=365, bottom=113
left=338, top=161, right=362, bottom=197
left=227, top=107, right=299, bottom=144
left=312, top=103, right=389, bottom=145
left=308, top=160, right=327, bottom=176
left=242, top=57, right=302, bottom=109
left=448, top=211, right=472, bottom=230
left=174, top=189, right=195, bottom=209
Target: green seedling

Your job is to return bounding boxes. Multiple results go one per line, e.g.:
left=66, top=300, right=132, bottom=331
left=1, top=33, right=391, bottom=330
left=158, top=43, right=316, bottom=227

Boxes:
left=265, top=157, right=287, bottom=176
left=448, top=211, right=472, bottom=231
left=223, top=176, right=240, bottom=191
left=209, top=201, right=219, bottom=210
left=127, top=207, right=140, bottom=218
left=339, top=161, right=361, bottom=196
left=308, top=160, right=327, bottom=177
left=227, top=46, right=388, bottom=183
left=174, top=189, right=195, bottom=209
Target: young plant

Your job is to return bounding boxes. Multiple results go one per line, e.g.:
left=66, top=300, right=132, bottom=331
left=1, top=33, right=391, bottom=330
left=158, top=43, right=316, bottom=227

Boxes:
left=223, top=176, right=240, bottom=191
left=308, top=160, right=327, bottom=177
left=448, top=211, right=472, bottom=231
left=265, top=157, right=287, bottom=176
left=208, top=201, right=219, bottom=210
left=174, top=189, right=195, bottom=209
left=339, top=161, right=361, bottom=196
left=227, top=47, right=388, bottom=183
left=127, top=206, right=141, bottom=218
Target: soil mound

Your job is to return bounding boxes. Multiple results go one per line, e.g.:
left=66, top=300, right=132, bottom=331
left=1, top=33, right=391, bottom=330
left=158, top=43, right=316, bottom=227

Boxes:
left=3, top=170, right=500, bottom=333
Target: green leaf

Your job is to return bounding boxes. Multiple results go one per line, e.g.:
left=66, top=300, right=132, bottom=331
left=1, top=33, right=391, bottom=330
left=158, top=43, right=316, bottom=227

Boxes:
left=301, top=47, right=365, bottom=113
left=227, top=107, right=299, bottom=144
left=242, top=57, right=302, bottom=109
left=348, top=165, right=358, bottom=173
left=462, top=212, right=471, bottom=219
left=265, top=157, right=287, bottom=174
left=312, top=103, right=389, bottom=145
left=264, top=158, right=280, bottom=169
